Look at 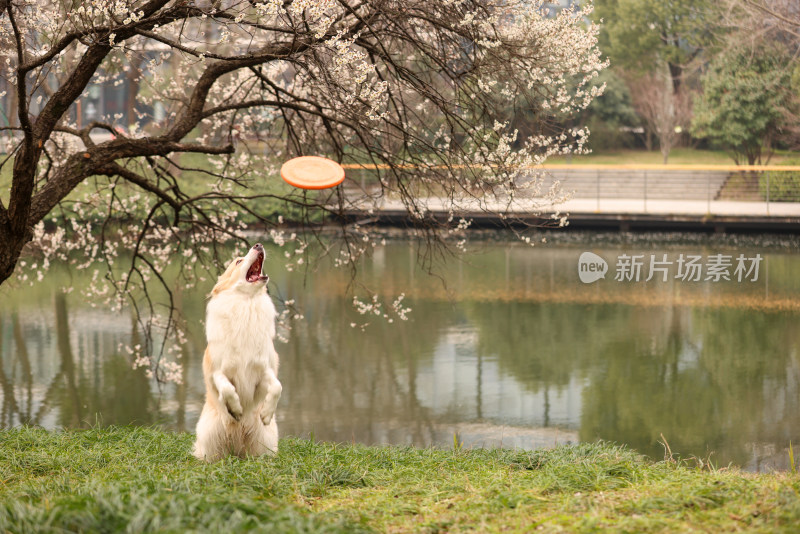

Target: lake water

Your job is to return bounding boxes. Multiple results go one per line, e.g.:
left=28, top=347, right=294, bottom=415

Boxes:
left=1, top=231, right=799, bottom=471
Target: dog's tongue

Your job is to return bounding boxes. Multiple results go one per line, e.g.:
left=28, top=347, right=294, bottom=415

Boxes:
left=247, top=254, right=263, bottom=282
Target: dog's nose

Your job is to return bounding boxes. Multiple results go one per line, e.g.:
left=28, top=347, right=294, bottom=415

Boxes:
left=254, top=243, right=263, bottom=250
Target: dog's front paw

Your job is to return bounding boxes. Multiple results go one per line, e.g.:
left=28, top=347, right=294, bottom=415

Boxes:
left=227, top=404, right=243, bottom=421
left=260, top=407, right=274, bottom=426
left=259, top=377, right=281, bottom=426
left=219, top=391, right=243, bottom=422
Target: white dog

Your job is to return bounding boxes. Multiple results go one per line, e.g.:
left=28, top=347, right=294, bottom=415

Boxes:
left=193, top=243, right=282, bottom=461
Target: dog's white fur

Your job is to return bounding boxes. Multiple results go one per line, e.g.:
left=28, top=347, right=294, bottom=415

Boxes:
left=193, top=243, right=282, bottom=462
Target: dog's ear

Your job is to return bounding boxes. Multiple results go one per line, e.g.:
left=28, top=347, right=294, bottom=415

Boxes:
left=210, top=258, right=241, bottom=296
left=210, top=275, right=229, bottom=296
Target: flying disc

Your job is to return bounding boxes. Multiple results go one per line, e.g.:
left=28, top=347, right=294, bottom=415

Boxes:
left=281, top=156, right=345, bottom=190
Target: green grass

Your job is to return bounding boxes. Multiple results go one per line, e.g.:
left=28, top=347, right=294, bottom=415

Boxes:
left=1, top=427, right=799, bottom=532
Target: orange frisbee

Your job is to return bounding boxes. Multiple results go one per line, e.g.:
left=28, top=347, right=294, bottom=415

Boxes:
left=281, top=156, right=345, bottom=190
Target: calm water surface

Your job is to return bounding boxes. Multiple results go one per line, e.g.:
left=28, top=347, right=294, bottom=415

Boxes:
left=1, top=232, right=799, bottom=471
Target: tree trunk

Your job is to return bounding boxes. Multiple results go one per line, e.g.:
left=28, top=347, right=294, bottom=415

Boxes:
left=668, top=62, right=682, bottom=93
left=3, top=136, right=40, bottom=286
left=1, top=136, right=40, bottom=285
left=5, top=83, right=18, bottom=128
left=0, top=227, right=28, bottom=286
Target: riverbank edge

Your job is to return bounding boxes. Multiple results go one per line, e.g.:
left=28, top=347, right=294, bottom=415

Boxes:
left=0, top=426, right=797, bottom=532
left=337, top=207, right=800, bottom=234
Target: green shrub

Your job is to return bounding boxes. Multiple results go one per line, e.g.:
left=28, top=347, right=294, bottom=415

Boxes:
left=759, top=160, right=800, bottom=202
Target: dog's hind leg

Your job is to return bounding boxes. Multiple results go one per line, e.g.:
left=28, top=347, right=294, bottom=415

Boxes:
left=193, top=404, right=229, bottom=462
left=256, top=367, right=282, bottom=426
left=244, top=415, right=279, bottom=457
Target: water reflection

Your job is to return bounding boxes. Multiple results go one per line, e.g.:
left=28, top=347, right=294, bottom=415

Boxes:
left=1, top=233, right=798, bottom=471
left=0, top=295, right=153, bottom=428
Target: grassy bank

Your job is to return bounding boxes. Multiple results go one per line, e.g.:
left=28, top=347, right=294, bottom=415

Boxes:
left=0, top=152, right=317, bottom=225
left=1, top=427, right=798, bottom=532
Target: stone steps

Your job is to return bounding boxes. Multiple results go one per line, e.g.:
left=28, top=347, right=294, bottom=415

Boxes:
left=343, top=169, right=734, bottom=202
left=528, top=170, right=730, bottom=201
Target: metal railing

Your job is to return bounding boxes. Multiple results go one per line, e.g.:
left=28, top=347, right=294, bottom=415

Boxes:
left=337, top=162, right=800, bottom=218
left=537, top=165, right=800, bottom=217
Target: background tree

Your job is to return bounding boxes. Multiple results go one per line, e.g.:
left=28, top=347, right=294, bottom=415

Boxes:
left=592, top=0, right=710, bottom=160
left=0, top=0, right=605, bottom=378
left=626, top=64, right=692, bottom=164
left=593, top=0, right=710, bottom=89
left=717, top=0, right=800, bottom=150
left=691, top=45, right=795, bottom=166
left=726, top=0, right=800, bottom=51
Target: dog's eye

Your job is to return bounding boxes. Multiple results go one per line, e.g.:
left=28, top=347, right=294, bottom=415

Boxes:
left=236, top=259, right=243, bottom=265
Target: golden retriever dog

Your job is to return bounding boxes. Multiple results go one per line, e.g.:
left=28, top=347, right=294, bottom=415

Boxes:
left=193, top=243, right=282, bottom=461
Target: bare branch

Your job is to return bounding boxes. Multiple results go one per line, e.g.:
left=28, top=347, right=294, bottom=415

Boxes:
left=743, top=0, right=800, bottom=29
left=95, top=162, right=183, bottom=218
left=165, top=41, right=315, bottom=141
left=6, top=4, right=31, bottom=136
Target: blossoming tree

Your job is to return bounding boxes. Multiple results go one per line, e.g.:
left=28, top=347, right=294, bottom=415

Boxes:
left=0, top=0, right=605, bottom=379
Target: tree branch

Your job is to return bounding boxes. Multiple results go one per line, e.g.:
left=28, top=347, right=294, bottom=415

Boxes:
left=27, top=139, right=234, bottom=225
left=95, top=162, right=182, bottom=220
left=32, top=0, right=175, bottom=142
left=134, top=25, right=295, bottom=61
left=165, top=40, right=314, bottom=141
left=743, top=0, right=800, bottom=28
left=19, top=27, right=113, bottom=73
left=202, top=98, right=358, bottom=131
left=7, top=4, right=31, bottom=136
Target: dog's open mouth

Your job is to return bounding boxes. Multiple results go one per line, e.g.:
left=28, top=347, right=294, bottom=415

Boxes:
left=246, top=251, right=265, bottom=283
